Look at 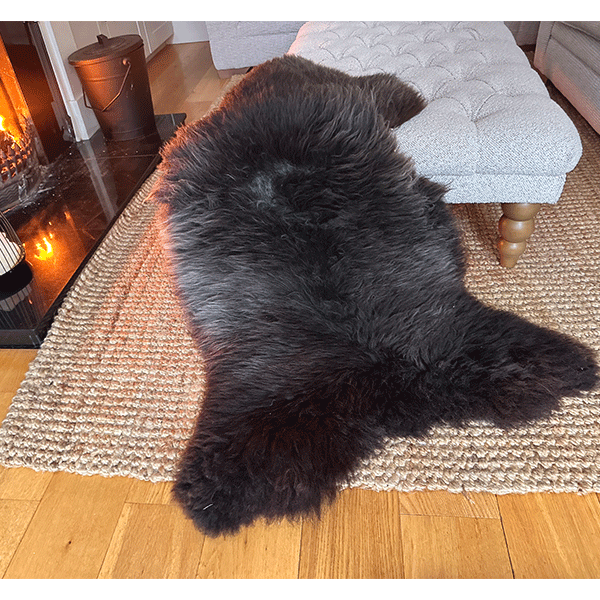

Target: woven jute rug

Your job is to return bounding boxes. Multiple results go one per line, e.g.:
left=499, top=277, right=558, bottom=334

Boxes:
left=1, top=82, right=599, bottom=495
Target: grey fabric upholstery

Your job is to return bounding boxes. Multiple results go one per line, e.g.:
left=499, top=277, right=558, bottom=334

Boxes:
left=505, top=21, right=540, bottom=45
left=205, top=21, right=303, bottom=71
left=534, top=22, right=600, bottom=135
left=205, top=21, right=540, bottom=71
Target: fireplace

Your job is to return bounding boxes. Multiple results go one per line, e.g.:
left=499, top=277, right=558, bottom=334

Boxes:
left=1, top=26, right=49, bottom=212
left=0, top=22, right=184, bottom=348
left=0, top=112, right=42, bottom=212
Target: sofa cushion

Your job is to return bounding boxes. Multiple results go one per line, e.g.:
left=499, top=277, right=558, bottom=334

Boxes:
left=535, top=22, right=600, bottom=136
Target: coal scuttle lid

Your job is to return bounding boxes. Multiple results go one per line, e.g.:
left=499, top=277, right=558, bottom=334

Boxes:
left=68, top=34, right=144, bottom=66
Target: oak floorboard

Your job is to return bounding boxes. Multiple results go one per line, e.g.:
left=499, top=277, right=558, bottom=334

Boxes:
left=0, top=349, right=37, bottom=393
left=180, top=73, right=231, bottom=122
left=0, top=499, right=38, bottom=577
left=298, top=489, right=403, bottom=579
left=0, top=392, right=13, bottom=424
left=147, top=43, right=210, bottom=105
left=3, top=472, right=132, bottom=578
left=126, top=479, right=175, bottom=505
left=401, top=514, right=513, bottom=578
left=498, top=492, right=600, bottom=578
left=147, top=41, right=224, bottom=123
left=396, top=490, right=500, bottom=518
left=0, top=466, right=53, bottom=502
left=98, top=502, right=204, bottom=578
left=196, top=518, right=302, bottom=579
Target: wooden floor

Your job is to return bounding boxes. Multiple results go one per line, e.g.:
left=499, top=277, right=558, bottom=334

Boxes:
left=2, top=41, right=600, bottom=579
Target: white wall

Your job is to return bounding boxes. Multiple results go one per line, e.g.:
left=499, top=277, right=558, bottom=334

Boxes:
left=68, top=22, right=174, bottom=58
left=38, top=21, right=101, bottom=141
left=171, top=22, right=209, bottom=44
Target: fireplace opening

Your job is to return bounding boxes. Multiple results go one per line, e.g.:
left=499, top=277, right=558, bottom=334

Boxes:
left=0, top=22, right=73, bottom=213
left=0, top=35, right=45, bottom=212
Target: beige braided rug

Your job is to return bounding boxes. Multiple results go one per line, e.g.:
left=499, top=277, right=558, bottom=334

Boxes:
left=0, top=84, right=599, bottom=495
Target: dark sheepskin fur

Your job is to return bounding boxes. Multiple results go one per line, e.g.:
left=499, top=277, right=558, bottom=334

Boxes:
left=152, top=55, right=598, bottom=536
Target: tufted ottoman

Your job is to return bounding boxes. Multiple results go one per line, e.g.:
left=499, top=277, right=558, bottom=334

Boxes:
left=288, top=22, right=583, bottom=267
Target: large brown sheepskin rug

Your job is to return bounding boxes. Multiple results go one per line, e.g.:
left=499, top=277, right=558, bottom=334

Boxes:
left=151, top=55, right=598, bottom=536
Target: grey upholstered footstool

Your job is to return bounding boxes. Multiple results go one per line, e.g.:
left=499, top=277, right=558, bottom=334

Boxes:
left=288, top=22, right=582, bottom=267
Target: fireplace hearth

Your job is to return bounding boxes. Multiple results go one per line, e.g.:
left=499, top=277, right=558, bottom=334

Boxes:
left=0, top=22, right=185, bottom=347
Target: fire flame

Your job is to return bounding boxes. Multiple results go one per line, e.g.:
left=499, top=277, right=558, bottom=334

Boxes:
left=0, top=114, right=18, bottom=144
left=1, top=114, right=16, bottom=145
left=34, top=236, right=54, bottom=261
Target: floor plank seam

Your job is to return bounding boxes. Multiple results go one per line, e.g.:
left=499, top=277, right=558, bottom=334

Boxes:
left=495, top=494, right=516, bottom=579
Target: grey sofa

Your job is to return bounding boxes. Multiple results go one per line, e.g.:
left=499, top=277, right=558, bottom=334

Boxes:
left=534, top=22, right=600, bottom=135
left=505, top=21, right=540, bottom=45
left=206, top=21, right=539, bottom=76
left=205, top=21, right=600, bottom=137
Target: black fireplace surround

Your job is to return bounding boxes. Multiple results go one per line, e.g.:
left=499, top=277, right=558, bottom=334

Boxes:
left=0, top=22, right=184, bottom=348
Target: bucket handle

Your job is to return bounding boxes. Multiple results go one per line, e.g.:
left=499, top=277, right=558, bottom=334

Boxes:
left=83, top=58, right=132, bottom=113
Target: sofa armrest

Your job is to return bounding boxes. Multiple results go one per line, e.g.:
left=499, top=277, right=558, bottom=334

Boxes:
left=206, top=21, right=305, bottom=73
left=534, top=21, right=600, bottom=134
left=504, top=21, right=540, bottom=46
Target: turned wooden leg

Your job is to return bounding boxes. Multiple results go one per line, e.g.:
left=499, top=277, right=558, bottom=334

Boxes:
left=497, top=203, right=541, bottom=268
